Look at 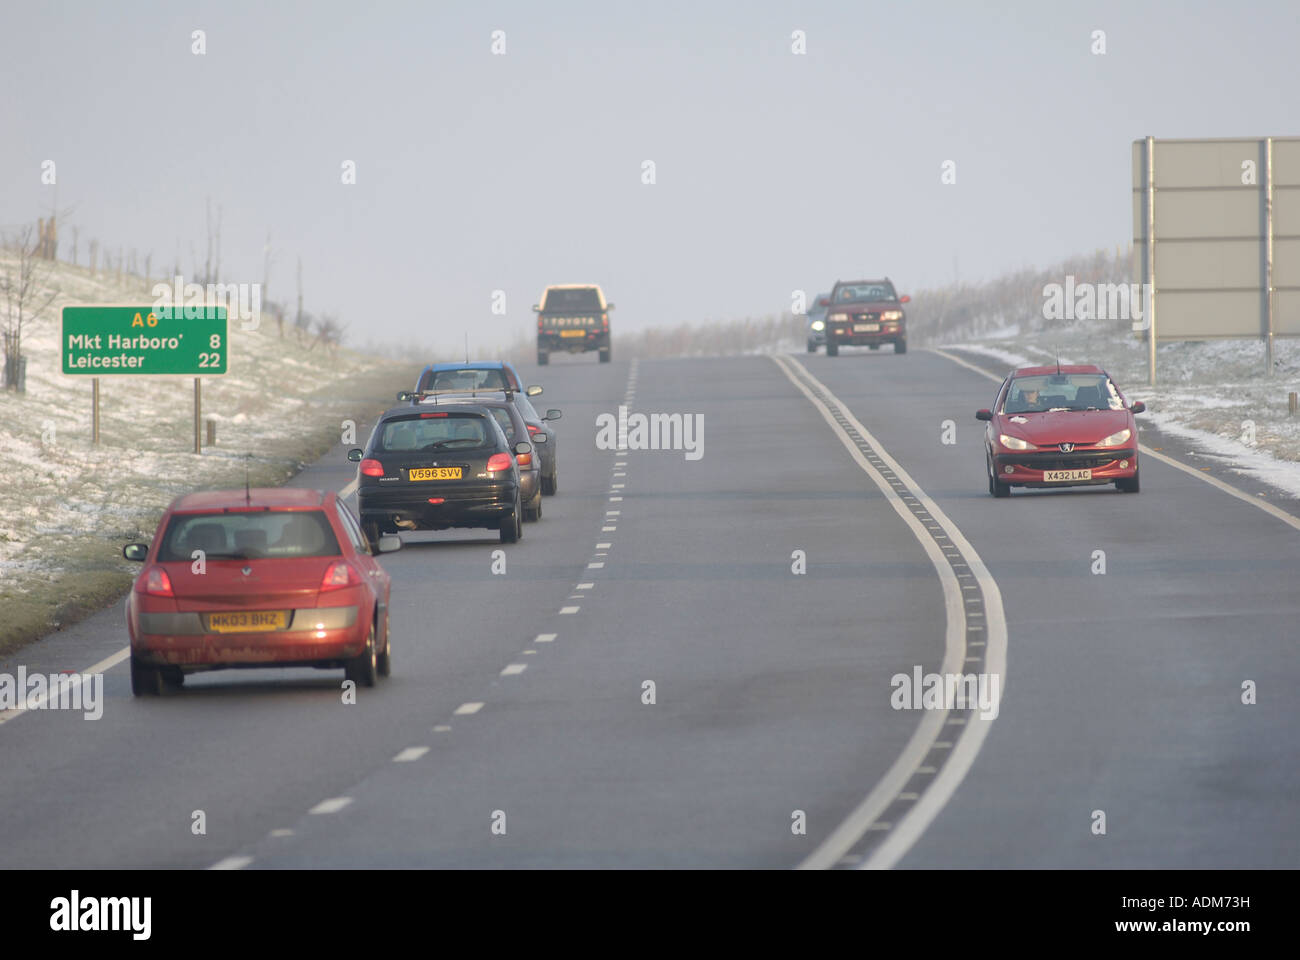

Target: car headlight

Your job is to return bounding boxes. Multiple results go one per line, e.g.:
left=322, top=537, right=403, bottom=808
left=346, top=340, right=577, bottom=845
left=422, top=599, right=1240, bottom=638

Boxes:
left=1098, top=428, right=1131, bottom=447
left=810, top=319, right=825, bottom=331
left=999, top=434, right=1037, bottom=451
left=881, top=310, right=903, bottom=321
left=828, top=312, right=849, bottom=322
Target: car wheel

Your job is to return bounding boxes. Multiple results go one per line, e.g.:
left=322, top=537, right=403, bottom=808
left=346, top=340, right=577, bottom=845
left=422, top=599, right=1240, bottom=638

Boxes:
left=524, top=490, right=542, bottom=521
left=362, top=521, right=381, bottom=552
left=825, top=340, right=839, bottom=357
left=541, top=465, right=556, bottom=496
left=895, top=339, right=907, bottom=354
left=376, top=616, right=391, bottom=677
left=1116, top=469, right=1140, bottom=493
left=499, top=496, right=521, bottom=543
left=130, top=655, right=164, bottom=697
left=988, top=454, right=1011, bottom=498
left=599, top=346, right=611, bottom=363
left=345, top=623, right=378, bottom=688
left=806, top=339, right=817, bottom=353
left=869, top=343, right=880, bottom=350
left=537, top=350, right=549, bottom=366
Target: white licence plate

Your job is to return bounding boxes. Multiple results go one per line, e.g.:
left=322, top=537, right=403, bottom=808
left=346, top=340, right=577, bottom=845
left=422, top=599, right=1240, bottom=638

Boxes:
left=1044, top=469, right=1091, bottom=481
left=854, top=323, right=880, bottom=332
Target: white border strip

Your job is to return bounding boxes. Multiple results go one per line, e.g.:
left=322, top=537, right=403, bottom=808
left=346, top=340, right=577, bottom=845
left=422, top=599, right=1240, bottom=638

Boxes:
left=773, top=355, right=1008, bottom=870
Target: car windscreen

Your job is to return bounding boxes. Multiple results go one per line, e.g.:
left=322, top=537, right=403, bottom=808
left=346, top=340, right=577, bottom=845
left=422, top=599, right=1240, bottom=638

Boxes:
left=376, top=412, right=491, bottom=451
left=834, top=283, right=897, bottom=303
left=157, top=510, right=341, bottom=561
left=1003, top=375, right=1122, bottom=414
left=542, top=288, right=602, bottom=312
left=420, top=368, right=509, bottom=392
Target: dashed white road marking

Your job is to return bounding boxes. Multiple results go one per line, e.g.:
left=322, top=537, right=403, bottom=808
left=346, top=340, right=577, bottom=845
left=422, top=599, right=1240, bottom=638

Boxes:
left=609, top=496, right=623, bottom=502
left=309, top=797, right=353, bottom=815
left=597, top=542, right=612, bottom=549
left=500, top=664, right=527, bottom=676
left=269, top=829, right=294, bottom=838
left=606, top=510, right=621, bottom=515
left=602, top=525, right=617, bottom=532
left=535, top=633, right=557, bottom=643
left=559, top=606, right=580, bottom=614
left=454, top=702, right=484, bottom=715
left=433, top=724, right=452, bottom=732
left=576, top=582, right=594, bottom=590
left=587, top=561, right=605, bottom=568
left=393, top=746, right=429, bottom=762
left=210, top=856, right=253, bottom=870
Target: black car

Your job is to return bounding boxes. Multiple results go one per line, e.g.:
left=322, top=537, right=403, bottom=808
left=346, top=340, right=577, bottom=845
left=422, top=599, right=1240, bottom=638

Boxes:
left=823, top=278, right=910, bottom=356
left=424, top=394, right=544, bottom=521
left=534, top=284, right=613, bottom=365
left=350, top=405, right=531, bottom=544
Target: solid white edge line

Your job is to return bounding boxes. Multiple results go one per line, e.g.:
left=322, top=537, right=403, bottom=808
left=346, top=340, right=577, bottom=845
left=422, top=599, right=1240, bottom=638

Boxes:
left=209, top=855, right=253, bottom=870
left=927, top=346, right=1300, bottom=533
left=772, top=354, right=1007, bottom=871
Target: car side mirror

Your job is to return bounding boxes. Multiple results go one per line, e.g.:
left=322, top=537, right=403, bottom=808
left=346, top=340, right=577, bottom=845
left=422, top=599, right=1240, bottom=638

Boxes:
left=123, top=542, right=149, bottom=562
left=975, top=409, right=993, bottom=421
left=514, top=441, right=532, bottom=455
left=605, top=302, right=615, bottom=310
left=818, top=298, right=829, bottom=307
left=347, top=448, right=363, bottom=462
left=396, top=390, right=413, bottom=402
left=532, top=304, right=540, bottom=312
left=544, top=409, right=562, bottom=421
left=1129, top=400, right=1145, bottom=414
left=900, top=295, right=911, bottom=304
left=526, top=385, right=543, bottom=397
left=376, top=534, right=402, bottom=553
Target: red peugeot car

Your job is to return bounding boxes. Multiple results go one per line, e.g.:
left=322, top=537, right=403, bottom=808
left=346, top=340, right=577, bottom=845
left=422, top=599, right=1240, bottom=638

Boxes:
left=975, top=365, right=1146, bottom=497
left=123, top=488, right=399, bottom=695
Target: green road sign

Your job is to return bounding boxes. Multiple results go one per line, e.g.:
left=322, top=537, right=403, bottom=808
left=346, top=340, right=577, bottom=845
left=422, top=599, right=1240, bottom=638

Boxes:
left=61, top=305, right=228, bottom=375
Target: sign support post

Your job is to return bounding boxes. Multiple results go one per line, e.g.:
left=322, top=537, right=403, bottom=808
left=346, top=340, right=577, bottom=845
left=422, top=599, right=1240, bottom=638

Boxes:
left=1145, top=135, right=1157, bottom=386
left=92, top=377, right=100, bottom=444
left=194, top=377, right=202, bottom=454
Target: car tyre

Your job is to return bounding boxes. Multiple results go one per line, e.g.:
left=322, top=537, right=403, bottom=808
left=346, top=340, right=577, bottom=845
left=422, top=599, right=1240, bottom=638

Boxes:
left=869, top=344, right=880, bottom=350
left=362, top=521, right=381, bottom=552
left=541, top=465, right=556, bottom=496
left=825, top=340, right=839, bottom=357
left=537, top=349, right=549, bottom=366
left=376, top=616, right=392, bottom=678
left=130, top=654, right=165, bottom=697
left=806, top=339, right=818, bottom=353
left=1116, top=469, right=1140, bottom=493
left=524, top=490, right=543, bottom=521
left=599, top=346, right=611, bottom=363
left=988, top=454, right=1011, bottom=498
left=500, top=496, right=521, bottom=543
left=345, top=623, right=378, bottom=688
left=895, top=339, right=908, bottom=354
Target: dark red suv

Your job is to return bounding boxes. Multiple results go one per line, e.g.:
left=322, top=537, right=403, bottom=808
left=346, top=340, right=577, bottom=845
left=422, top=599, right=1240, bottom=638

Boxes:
left=824, top=278, right=910, bottom=356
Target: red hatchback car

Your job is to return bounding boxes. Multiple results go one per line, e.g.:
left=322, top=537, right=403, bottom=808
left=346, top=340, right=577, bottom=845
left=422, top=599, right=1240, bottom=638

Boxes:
left=123, top=488, right=398, bottom=695
left=976, top=365, right=1146, bottom=497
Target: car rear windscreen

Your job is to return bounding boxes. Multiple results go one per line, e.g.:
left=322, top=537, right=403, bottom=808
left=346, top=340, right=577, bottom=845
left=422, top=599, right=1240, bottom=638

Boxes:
left=158, top=510, right=341, bottom=561
left=377, top=413, right=490, bottom=451
left=542, top=288, right=602, bottom=312
left=420, top=368, right=509, bottom=392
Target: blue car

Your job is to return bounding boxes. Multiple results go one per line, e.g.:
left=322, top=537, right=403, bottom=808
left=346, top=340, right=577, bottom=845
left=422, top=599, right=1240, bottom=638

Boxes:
left=806, top=292, right=831, bottom=352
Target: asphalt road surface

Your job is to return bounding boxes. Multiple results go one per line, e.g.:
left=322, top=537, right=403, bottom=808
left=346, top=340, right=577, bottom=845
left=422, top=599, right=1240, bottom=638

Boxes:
left=1, top=347, right=1296, bottom=868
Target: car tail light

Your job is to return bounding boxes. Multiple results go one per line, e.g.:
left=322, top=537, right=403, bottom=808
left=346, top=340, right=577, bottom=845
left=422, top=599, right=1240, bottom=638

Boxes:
left=359, top=458, right=384, bottom=477
left=526, top=424, right=541, bottom=436
left=601, top=313, right=608, bottom=327
left=420, top=412, right=448, bottom=418
left=486, top=453, right=512, bottom=472
left=320, top=560, right=360, bottom=592
left=142, top=567, right=174, bottom=597
left=427, top=497, right=445, bottom=504
left=537, top=318, right=543, bottom=331
left=516, top=452, right=533, bottom=467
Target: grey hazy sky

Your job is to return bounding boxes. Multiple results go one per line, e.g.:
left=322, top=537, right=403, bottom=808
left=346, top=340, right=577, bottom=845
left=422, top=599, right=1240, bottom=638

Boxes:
left=3, top=0, right=1298, bottom=352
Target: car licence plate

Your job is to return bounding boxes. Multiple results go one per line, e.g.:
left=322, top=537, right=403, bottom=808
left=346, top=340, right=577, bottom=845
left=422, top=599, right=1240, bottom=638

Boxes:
left=409, top=467, right=462, bottom=481
left=854, top=323, right=880, bottom=332
left=207, top=611, right=288, bottom=633
left=1044, top=469, right=1091, bottom=481
left=560, top=329, right=586, bottom=338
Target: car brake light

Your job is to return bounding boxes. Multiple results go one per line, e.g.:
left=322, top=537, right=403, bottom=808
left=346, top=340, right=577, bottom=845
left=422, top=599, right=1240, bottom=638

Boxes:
left=516, top=452, right=533, bottom=467
left=525, top=424, right=540, bottom=435
left=420, top=412, right=448, bottom=418
left=486, top=453, right=512, bottom=472
left=538, top=318, right=544, bottom=331
left=142, top=567, right=174, bottom=597
left=319, top=560, right=359, bottom=592
left=601, top=313, right=608, bottom=327
left=360, top=458, right=384, bottom=477
left=427, top=497, right=445, bottom=504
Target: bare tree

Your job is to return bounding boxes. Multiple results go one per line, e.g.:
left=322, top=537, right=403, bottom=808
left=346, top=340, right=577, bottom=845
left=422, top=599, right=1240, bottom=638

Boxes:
left=1, top=225, right=59, bottom=392
left=312, top=313, right=348, bottom=354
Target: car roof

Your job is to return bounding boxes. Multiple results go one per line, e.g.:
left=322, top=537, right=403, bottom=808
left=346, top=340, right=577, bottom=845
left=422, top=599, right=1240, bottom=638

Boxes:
left=170, top=488, right=329, bottom=512
left=543, top=283, right=603, bottom=291
left=423, top=393, right=516, bottom=409
left=834, top=278, right=892, bottom=287
left=427, top=361, right=514, bottom=373
left=380, top=402, right=491, bottom=419
left=1011, top=364, right=1106, bottom=376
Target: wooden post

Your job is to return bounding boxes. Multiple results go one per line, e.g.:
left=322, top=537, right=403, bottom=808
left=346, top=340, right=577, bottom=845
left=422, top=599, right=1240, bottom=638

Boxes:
left=194, top=378, right=202, bottom=453
left=92, top=378, right=100, bottom=444
left=206, top=418, right=216, bottom=447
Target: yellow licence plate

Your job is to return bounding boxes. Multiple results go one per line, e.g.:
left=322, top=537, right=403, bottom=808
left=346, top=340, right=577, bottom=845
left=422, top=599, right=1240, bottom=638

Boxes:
left=560, top=329, right=587, bottom=338
left=409, top=467, right=462, bottom=481
left=208, top=611, right=288, bottom=633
